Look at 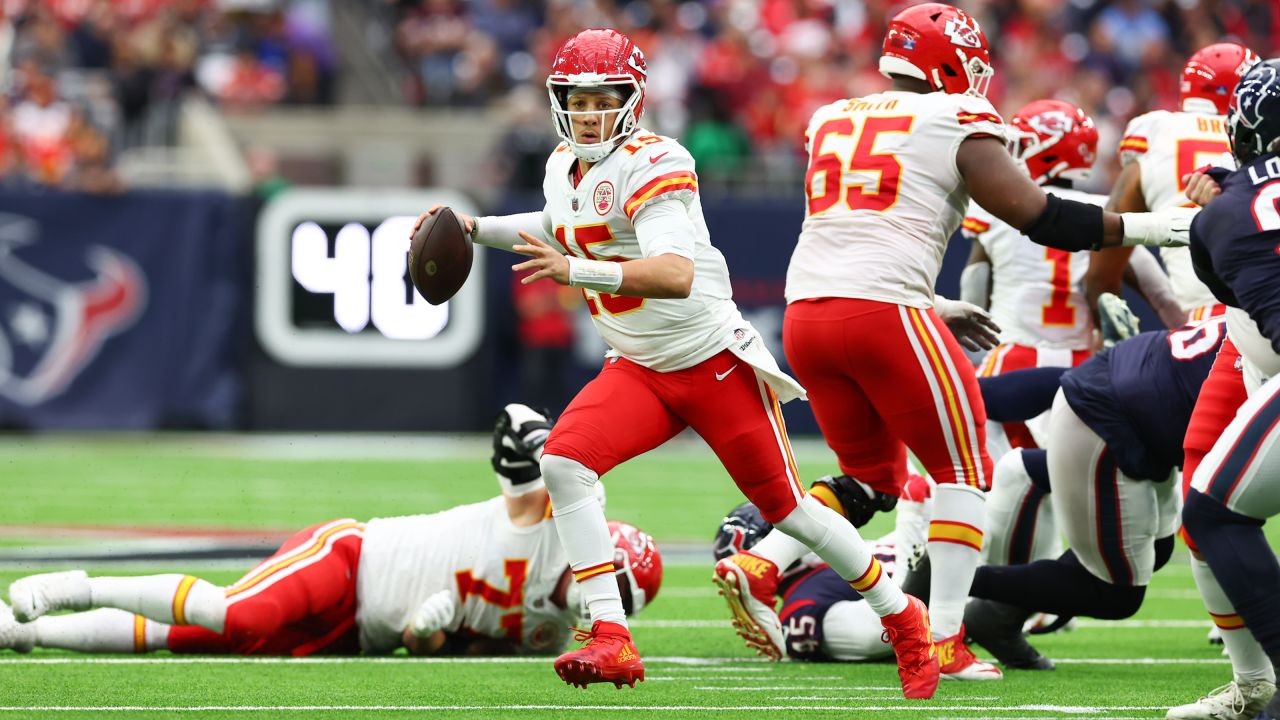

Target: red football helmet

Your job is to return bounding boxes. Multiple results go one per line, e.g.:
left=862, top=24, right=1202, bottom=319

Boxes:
left=547, top=29, right=647, bottom=163
left=879, top=3, right=993, bottom=96
left=1180, top=42, right=1260, bottom=115
left=1008, top=99, right=1098, bottom=185
left=609, top=520, right=662, bottom=614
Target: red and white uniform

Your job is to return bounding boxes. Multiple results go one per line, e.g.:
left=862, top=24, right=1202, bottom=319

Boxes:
left=167, top=503, right=578, bottom=657
left=357, top=498, right=577, bottom=654
left=1119, top=110, right=1233, bottom=316
left=538, top=131, right=809, bottom=522
left=962, top=188, right=1101, bottom=449
left=784, top=90, right=1003, bottom=495
left=962, top=188, right=1102, bottom=354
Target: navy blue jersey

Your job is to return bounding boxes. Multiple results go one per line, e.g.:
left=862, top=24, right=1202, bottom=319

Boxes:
left=1059, top=319, right=1226, bottom=481
left=1190, top=154, right=1280, bottom=353
left=777, top=566, right=860, bottom=661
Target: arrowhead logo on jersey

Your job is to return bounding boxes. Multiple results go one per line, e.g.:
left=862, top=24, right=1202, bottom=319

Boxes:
left=0, top=213, right=146, bottom=405
left=594, top=181, right=615, bottom=215
left=944, top=18, right=983, bottom=49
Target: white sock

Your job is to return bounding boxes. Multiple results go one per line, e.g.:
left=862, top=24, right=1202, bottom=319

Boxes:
left=1191, top=556, right=1275, bottom=684
left=929, top=483, right=986, bottom=639
left=90, top=575, right=226, bottom=633
left=542, top=454, right=626, bottom=627
left=34, top=609, right=170, bottom=653
left=774, top=495, right=907, bottom=617
left=745, top=521, right=811, bottom=570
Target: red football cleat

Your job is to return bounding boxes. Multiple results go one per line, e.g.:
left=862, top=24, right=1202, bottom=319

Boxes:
left=712, top=552, right=784, bottom=660
left=554, top=621, right=645, bottom=689
left=937, top=626, right=1003, bottom=681
left=880, top=595, right=940, bottom=699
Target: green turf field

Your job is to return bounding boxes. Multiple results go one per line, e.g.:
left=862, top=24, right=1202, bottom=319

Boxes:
left=0, top=434, right=1255, bottom=719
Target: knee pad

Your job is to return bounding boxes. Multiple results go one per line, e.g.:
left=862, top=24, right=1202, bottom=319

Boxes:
left=1095, top=581, right=1146, bottom=620
left=539, top=454, right=599, bottom=500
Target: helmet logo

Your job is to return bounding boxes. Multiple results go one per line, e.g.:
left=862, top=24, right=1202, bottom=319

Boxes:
left=1236, top=64, right=1278, bottom=129
left=628, top=49, right=647, bottom=78
left=944, top=17, right=982, bottom=49
left=1028, top=110, right=1073, bottom=137
left=594, top=181, right=615, bottom=215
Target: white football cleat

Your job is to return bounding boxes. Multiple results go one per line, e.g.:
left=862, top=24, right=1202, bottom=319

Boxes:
left=9, top=570, right=91, bottom=623
left=0, top=600, right=34, bottom=653
left=1166, top=679, right=1276, bottom=720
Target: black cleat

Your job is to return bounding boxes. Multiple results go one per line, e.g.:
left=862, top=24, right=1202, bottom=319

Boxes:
left=964, top=598, right=1055, bottom=671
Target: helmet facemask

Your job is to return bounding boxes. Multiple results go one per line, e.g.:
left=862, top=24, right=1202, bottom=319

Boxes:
left=613, top=544, right=648, bottom=615
left=547, top=77, right=642, bottom=164
left=960, top=51, right=993, bottom=97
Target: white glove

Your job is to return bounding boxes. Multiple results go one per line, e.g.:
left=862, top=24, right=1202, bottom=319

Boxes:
left=934, top=297, right=1002, bottom=352
left=1121, top=207, right=1198, bottom=248
left=1097, top=292, right=1141, bottom=348
left=409, top=590, right=457, bottom=639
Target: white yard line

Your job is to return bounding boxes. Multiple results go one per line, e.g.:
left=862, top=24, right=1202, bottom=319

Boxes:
left=630, top=618, right=1214, bottom=629
left=0, top=705, right=1168, bottom=714
left=0, top=655, right=1227, bottom=666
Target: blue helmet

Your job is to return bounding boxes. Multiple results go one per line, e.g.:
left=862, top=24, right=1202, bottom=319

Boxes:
left=713, top=502, right=773, bottom=561
left=1228, top=58, right=1280, bottom=165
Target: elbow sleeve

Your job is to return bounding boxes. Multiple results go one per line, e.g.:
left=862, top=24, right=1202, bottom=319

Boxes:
left=1022, top=193, right=1103, bottom=253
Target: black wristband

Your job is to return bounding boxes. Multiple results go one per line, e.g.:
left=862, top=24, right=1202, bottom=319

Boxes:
left=1023, top=193, right=1103, bottom=252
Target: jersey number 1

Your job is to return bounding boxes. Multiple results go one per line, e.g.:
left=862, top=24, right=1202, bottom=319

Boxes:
left=1042, top=248, right=1075, bottom=326
left=806, top=116, right=914, bottom=216
left=456, top=559, right=528, bottom=642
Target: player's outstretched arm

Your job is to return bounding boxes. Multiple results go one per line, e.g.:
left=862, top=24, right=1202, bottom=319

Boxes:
left=959, top=137, right=1186, bottom=252
left=413, top=205, right=553, bottom=252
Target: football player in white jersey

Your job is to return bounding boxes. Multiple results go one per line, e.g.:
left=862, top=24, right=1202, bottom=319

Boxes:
left=1088, top=42, right=1260, bottom=326
left=414, top=29, right=940, bottom=698
left=728, top=1, right=1194, bottom=684
left=1, top=405, right=661, bottom=660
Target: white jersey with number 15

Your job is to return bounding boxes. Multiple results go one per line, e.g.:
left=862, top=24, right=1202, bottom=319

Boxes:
left=787, top=91, right=1007, bottom=309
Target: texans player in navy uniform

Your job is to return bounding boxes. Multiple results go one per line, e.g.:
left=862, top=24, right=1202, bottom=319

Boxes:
left=713, top=315, right=1231, bottom=674
left=961, top=315, right=1229, bottom=674
left=1169, top=58, right=1280, bottom=720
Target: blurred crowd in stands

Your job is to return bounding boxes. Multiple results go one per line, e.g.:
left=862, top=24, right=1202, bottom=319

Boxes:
left=0, top=0, right=334, bottom=192
left=391, top=0, right=1279, bottom=194
left=0, top=0, right=1274, bottom=196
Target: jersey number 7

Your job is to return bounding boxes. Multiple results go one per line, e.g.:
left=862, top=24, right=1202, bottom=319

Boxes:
left=806, top=116, right=914, bottom=216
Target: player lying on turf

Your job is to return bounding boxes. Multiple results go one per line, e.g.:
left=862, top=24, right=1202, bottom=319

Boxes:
left=713, top=473, right=933, bottom=663
left=0, top=404, right=661, bottom=660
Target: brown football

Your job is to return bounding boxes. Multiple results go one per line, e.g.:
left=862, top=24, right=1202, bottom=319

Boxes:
left=408, top=206, right=474, bottom=305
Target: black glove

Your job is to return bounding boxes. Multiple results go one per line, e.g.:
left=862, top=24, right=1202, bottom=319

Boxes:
left=491, top=404, right=553, bottom=485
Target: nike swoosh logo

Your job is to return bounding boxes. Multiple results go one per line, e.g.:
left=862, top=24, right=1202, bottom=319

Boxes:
left=715, top=365, right=738, bottom=381
left=649, top=152, right=669, bottom=164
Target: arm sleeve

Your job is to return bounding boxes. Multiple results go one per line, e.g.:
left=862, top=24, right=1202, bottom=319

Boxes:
left=959, top=261, right=991, bottom=309
left=1126, top=246, right=1179, bottom=308
left=473, top=211, right=556, bottom=252
left=632, top=199, right=696, bottom=260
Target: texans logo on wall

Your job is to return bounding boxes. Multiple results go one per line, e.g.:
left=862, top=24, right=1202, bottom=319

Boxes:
left=0, top=213, right=146, bottom=405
